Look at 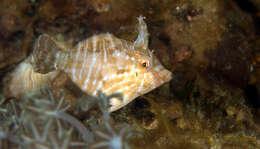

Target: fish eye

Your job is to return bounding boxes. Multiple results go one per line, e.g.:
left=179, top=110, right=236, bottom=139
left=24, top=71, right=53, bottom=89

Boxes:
left=142, top=62, right=148, bottom=67
left=141, top=60, right=150, bottom=68
left=140, top=58, right=153, bottom=70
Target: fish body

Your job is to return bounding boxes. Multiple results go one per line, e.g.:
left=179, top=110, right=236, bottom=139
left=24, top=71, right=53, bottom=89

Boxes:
left=32, top=17, right=172, bottom=112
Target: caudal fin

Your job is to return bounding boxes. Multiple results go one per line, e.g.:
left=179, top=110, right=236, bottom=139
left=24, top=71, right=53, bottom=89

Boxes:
left=32, top=34, right=61, bottom=74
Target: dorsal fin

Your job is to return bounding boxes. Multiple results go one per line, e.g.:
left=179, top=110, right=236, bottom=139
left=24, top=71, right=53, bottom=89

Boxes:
left=134, top=16, right=149, bottom=49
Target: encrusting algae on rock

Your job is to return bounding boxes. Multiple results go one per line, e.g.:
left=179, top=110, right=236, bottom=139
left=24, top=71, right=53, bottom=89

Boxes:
left=6, top=16, right=172, bottom=112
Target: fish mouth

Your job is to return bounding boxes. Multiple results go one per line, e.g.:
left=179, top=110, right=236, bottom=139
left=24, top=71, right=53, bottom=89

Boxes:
left=137, top=69, right=172, bottom=95
left=158, top=69, right=172, bottom=84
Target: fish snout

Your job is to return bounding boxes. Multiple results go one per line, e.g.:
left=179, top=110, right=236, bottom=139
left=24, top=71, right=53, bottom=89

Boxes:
left=142, top=66, right=172, bottom=93
left=161, top=69, right=172, bottom=83
left=152, top=67, right=172, bottom=87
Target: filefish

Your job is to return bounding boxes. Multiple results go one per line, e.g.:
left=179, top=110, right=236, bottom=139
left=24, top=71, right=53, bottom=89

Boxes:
left=32, top=16, right=172, bottom=112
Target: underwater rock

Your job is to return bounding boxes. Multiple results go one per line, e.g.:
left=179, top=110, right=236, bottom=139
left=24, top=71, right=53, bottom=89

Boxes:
left=249, top=0, right=260, bottom=11
left=206, top=35, right=251, bottom=87
left=86, top=0, right=110, bottom=13
left=0, top=14, right=20, bottom=38
left=164, top=102, right=183, bottom=120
